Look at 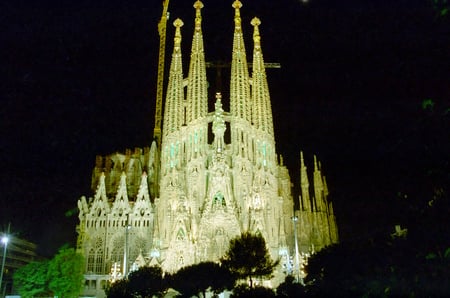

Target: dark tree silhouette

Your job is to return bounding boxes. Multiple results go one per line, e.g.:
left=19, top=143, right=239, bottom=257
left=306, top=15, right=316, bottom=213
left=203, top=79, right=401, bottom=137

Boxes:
left=170, top=261, right=233, bottom=298
left=105, top=279, right=131, bottom=298
left=221, top=232, right=278, bottom=288
left=231, top=284, right=276, bottom=298
left=276, top=275, right=306, bottom=297
left=127, top=266, right=165, bottom=298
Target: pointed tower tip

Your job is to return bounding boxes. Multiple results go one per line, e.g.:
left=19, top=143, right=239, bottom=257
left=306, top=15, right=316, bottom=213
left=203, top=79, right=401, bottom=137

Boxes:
left=173, top=18, right=184, bottom=48
left=193, top=1, right=203, bottom=30
left=251, top=16, right=261, bottom=27
left=251, top=17, right=261, bottom=49
left=174, top=18, right=184, bottom=27
left=232, top=0, right=243, bottom=10
left=232, top=0, right=242, bottom=28
left=194, top=0, right=204, bottom=10
left=300, top=151, right=305, bottom=167
left=314, top=155, right=318, bottom=171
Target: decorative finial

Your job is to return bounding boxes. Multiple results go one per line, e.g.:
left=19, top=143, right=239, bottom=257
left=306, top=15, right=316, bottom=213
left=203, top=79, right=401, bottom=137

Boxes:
left=215, top=92, right=223, bottom=111
left=193, top=1, right=204, bottom=31
left=251, top=17, right=261, bottom=49
left=194, top=0, right=204, bottom=10
left=173, top=18, right=184, bottom=49
left=232, top=0, right=242, bottom=29
left=232, top=0, right=242, bottom=10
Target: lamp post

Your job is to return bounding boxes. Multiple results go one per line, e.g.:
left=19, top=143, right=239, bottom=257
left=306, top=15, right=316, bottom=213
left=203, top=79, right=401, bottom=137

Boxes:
left=292, top=215, right=300, bottom=283
left=0, top=234, right=9, bottom=296
left=123, top=221, right=131, bottom=278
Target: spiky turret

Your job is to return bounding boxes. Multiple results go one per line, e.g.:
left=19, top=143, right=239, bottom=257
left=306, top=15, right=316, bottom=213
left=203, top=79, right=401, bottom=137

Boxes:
left=162, top=19, right=185, bottom=139
left=186, top=1, right=208, bottom=124
left=251, top=17, right=274, bottom=137
left=230, top=0, right=251, bottom=122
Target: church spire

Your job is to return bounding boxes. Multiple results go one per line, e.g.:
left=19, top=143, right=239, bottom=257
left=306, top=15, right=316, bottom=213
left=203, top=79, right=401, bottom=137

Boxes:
left=186, top=1, right=208, bottom=124
left=300, top=151, right=311, bottom=211
left=162, top=19, right=185, bottom=139
left=230, top=0, right=251, bottom=122
left=251, top=17, right=274, bottom=137
left=313, top=155, right=325, bottom=212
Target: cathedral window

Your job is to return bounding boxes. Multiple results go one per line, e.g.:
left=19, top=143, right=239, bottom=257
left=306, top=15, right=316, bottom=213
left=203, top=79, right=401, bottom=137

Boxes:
left=110, top=237, right=124, bottom=272
left=87, top=249, right=95, bottom=272
left=87, top=238, right=104, bottom=274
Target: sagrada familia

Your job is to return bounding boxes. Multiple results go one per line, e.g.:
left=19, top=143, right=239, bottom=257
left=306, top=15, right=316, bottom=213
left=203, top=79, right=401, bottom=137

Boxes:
left=76, top=1, right=338, bottom=296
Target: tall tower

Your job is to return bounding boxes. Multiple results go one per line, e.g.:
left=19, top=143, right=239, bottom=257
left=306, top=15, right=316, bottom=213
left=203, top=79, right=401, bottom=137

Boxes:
left=76, top=1, right=338, bottom=295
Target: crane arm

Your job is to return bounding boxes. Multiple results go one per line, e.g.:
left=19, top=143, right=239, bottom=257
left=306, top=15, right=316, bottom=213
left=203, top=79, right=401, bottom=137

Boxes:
left=153, top=0, right=170, bottom=147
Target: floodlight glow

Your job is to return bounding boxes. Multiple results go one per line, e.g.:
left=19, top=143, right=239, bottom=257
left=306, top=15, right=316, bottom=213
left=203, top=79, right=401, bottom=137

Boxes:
left=0, top=236, right=8, bottom=245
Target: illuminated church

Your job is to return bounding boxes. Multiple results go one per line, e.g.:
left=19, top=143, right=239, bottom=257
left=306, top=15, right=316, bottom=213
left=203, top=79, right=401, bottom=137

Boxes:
left=76, top=1, right=338, bottom=295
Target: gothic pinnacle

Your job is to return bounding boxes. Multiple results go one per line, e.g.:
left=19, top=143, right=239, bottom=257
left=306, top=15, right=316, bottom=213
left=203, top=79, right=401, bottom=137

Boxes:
left=232, top=0, right=242, bottom=30
left=193, top=1, right=203, bottom=31
left=173, top=18, right=184, bottom=50
left=251, top=17, right=261, bottom=50
left=300, top=151, right=305, bottom=167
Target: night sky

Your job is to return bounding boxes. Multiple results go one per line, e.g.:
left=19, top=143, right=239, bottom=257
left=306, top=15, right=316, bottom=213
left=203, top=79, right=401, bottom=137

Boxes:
left=1, top=0, right=449, bottom=257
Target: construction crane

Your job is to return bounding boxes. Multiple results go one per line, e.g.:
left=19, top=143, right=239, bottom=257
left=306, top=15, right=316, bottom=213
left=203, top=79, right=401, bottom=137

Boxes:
left=153, top=0, right=170, bottom=148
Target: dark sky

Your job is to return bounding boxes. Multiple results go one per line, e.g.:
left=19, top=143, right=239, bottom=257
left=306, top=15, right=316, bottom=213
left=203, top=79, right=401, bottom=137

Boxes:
left=1, top=0, right=449, bottom=256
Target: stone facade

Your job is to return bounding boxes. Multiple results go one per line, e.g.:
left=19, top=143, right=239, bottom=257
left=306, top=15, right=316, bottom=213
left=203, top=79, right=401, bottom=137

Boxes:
left=76, top=1, right=338, bottom=295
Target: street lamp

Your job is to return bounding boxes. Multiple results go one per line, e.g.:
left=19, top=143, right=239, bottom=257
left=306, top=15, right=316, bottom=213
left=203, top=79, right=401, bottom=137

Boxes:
left=123, top=223, right=131, bottom=278
left=291, top=216, right=300, bottom=283
left=0, top=234, right=9, bottom=296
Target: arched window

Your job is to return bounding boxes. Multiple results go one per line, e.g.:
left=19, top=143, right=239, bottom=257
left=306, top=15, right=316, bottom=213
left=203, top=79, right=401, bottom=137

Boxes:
left=110, top=236, right=124, bottom=270
left=87, top=238, right=104, bottom=274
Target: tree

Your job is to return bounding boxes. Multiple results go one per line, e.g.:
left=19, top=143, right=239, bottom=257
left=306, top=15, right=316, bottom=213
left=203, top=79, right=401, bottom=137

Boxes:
left=105, top=278, right=131, bottom=298
left=170, top=261, right=234, bottom=297
left=231, top=284, right=276, bottom=298
left=13, top=260, right=51, bottom=298
left=13, top=247, right=85, bottom=298
left=304, top=195, right=450, bottom=297
left=276, top=275, right=306, bottom=298
left=47, top=247, right=85, bottom=297
left=221, top=232, right=278, bottom=288
left=127, top=266, right=165, bottom=297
